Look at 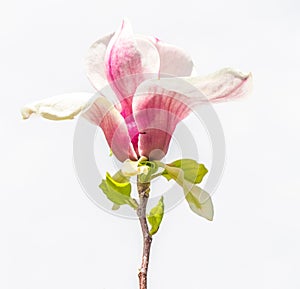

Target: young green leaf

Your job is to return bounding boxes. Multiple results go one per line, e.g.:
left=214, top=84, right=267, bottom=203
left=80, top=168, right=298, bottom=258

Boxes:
left=138, top=161, right=159, bottom=182
left=162, top=159, right=208, bottom=184
left=158, top=160, right=213, bottom=221
left=99, top=172, right=138, bottom=210
left=112, top=170, right=131, bottom=183
left=161, top=165, right=184, bottom=184
left=184, top=184, right=214, bottom=221
left=147, top=197, right=164, bottom=235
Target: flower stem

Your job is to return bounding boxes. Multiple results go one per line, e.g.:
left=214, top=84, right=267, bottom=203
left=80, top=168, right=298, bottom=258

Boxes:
left=137, top=176, right=152, bottom=289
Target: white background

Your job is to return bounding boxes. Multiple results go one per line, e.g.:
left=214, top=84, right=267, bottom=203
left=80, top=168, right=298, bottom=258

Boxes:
left=1, top=0, right=300, bottom=288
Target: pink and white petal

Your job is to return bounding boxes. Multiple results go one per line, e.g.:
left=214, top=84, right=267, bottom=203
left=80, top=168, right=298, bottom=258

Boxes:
left=135, top=36, right=161, bottom=76
left=105, top=19, right=160, bottom=117
left=83, top=96, right=137, bottom=161
left=21, top=92, right=93, bottom=120
left=136, top=67, right=252, bottom=107
left=132, top=68, right=252, bottom=159
left=132, top=87, right=191, bottom=160
left=186, top=67, right=253, bottom=102
left=85, top=33, right=114, bottom=91
left=150, top=37, right=194, bottom=77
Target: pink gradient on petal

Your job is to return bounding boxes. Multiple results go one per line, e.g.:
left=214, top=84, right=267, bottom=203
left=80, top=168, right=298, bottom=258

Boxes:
left=123, top=113, right=140, bottom=155
left=133, top=92, right=191, bottom=159
left=105, top=20, right=146, bottom=117
left=85, top=33, right=114, bottom=91
left=132, top=68, right=252, bottom=159
left=139, top=128, right=172, bottom=160
left=104, top=20, right=160, bottom=156
left=188, top=68, right=253, bottom=103
left=83, top=96, right=137, bottom=161
left=149, top=37, right=194, bottom=78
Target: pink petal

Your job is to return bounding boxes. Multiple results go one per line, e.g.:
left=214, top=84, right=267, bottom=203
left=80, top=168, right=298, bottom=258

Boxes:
left=83, top=96, right=138, bottom=161
left=85, top=33, right=114, bottom=91
left=150, top=37, right=194, bottom=77
left=105, top=19, right=160, bottom=118
left=133, top=68, right=252, bottom=159
left=133, top=89, right=191, bottom=160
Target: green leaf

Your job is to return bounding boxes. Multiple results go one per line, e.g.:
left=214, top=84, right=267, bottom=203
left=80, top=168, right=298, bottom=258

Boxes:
left=111, top=203, right=120, bottom=210
left=99, top=172, right=138, bottom=210
left=105, top=170, right=130, bottom=210
left=162, top=159, right=208, bottom=184
left=112, top=170, right=130, bottom=183
left=144, top=161, right=159, bottom=175
left=158, top=159, right=213, bottom=221
left=147, top=197, right=164, bottom=235
left=184, top=184, right=214, bottom=221
left=161, top=166, right=184, bottom=184
left=138, top=161, right=159, bottom=183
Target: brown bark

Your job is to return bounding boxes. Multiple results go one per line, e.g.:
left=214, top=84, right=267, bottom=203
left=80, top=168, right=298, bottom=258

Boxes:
left=137, top=178, right=152, bottom=289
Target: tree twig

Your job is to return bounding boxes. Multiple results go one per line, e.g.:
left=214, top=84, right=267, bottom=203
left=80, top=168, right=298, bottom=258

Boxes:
left=137, top=176, right=152, bottom=289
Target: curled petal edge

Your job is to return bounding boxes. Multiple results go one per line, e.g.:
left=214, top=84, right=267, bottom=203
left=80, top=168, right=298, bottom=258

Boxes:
left=21, top=92, right=137, bottom=161
left=21, top=92, right=93, bottom=120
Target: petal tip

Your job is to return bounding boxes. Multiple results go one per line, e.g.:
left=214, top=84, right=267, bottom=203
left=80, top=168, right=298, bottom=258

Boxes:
left=222, top=67, right=252, bottom=79
left=241, top=70, right=252, bottom=81
left=21, top=106, right=34, bottom=119
left=247, top=71, right=253, bottom=83
left=121, top=17, right=130, bottom=27
left=206, top=212, right=214, bottom=221
left=119, top=18, right=132, bottom=34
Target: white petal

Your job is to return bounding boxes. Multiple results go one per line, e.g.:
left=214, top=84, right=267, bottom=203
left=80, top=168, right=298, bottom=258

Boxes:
left=121, top=156, right=149, bottom=177
left=186, top=67, right=253, bottom=102
left=85, top=33, right=114, bottom=91
left=135, top=67, right=252, bottom=106
left=121, top=160, right=139, bottom=176
left=21, top=92, right=93, bottom=120
left=153, top=39, right=194, bottom=77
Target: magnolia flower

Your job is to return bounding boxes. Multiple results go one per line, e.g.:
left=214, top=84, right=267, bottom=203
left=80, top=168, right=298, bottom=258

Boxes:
left=21, top=19, right=252, bottom=163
